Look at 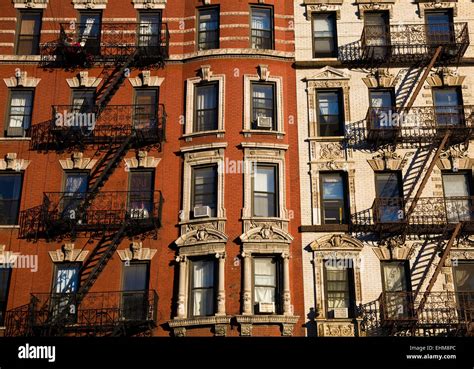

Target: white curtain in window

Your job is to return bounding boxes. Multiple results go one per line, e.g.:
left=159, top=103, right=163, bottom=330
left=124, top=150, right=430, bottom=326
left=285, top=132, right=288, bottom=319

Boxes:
left=383, top=264, right=405, bottom=292
left=192, top=261, right=214, bottom=316
left=9, top=93, right=32, bottom=128
left=55, top=266, right=79, bottom=293
left=254, top=167, right=275, bottom=193
left=254, top=258, right=276, bottom=303
left=313, top=16, right=332, bottom=37
left=455, top=269, right=471, bottom=289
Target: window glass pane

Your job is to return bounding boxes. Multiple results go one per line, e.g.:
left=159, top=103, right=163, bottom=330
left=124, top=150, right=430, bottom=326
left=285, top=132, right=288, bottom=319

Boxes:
left=54, top=264, right=80, bottom=293
left=198, top=8, right=219, bottom=50
left=192, top=260, right=214, bottom=316
left=0, top=268, right=11, bottom=324
left=434, top=89, right=459, bottom=107
left=382, top=262, right=407, bottom=292
left=325, top=263, right=351, bottom=313
left=17, top=13, right=41, bottom=55
left=321, top=174, right=344, bottom=200
left=252, top=9, right=271, bottom=31
left=443, top=173, right=470, bottom=197
left=193, top=166, right=217, bottom=215
left=64, top=173, right=88, bottom=194
left=454, top=262, right=474, bottom=292
left=9, top=91, right=33, bottom=129
left=318, top=92, right=339, bottom=115
left=313, top=14, right=334, bottom=36
left=254, top=258, right=276, bottom=304
left=254, top=166, right=275, bottom=192
left=123, top=263, right=149, bottom=291
left=129, top=171, right=153, bottom=192
left=375, top=172, right=401, bottom=197
left=253, top=165, right=277, bottom=217
left=313, top=13, right=336, bottom=56
left=192, top=260, right=214, bottom=288
left=370, top=91, right=392, bottom=108
left=195, top=84, right=218, bottom=131
left=79, top=13, right=101, bottom=37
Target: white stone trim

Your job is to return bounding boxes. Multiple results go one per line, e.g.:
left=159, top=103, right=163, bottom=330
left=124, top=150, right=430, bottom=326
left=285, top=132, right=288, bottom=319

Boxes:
left=66, top=71, right=102, bottom=89
left=59, top=152, right=97, bottom=170
left=0, top=153, right=30, bottom=171
left=124, top=151, right=161, bottom=170
left=12, top=0, right=48, bottom=9
left=116, top=242, right=157, bottom=261
left=3, top=71, right=40, bottom=88
left=304, top=2, right=342, bottom=21
left=48, top=243, right=89, bottom=263
left=72, top=0, right=107, bottom=9
left=184, top=65, right=225, bottom=140
left=417, top=1, right=457, bottom=18
left=128, top=71, right=164, bottom=87
left=356, top=1, right=395, bottom=19
left=132, top=0, right=166, bottom=9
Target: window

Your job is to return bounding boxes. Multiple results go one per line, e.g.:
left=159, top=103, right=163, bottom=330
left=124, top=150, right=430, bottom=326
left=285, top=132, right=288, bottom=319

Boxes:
left=312, top=13, right=337, bottom=58
left=197, top=7, right=219, bottom=50
left=78, top=11, right=102, bottom=55
left=253, top=164, right=278, bottom=217
left=71, top=89, right=95, bottom=113
left=128, top=170, right=154, bottom=219
left=16, top=11, right=42, bottom=55
left=324, top=261, right=355, bottom=318
left=433, top=88, right=462, bottom=126
left=0, top=174, right=23, bottom=225
left=194, top=83, right=218, bottom=132
left=61, top=172, right=88, bottom=221
left=442, top=172, right=472, bottom=223
left=454, top=262, right=474, bottom=292
left=190, top=259, right=215, bottom=317
left=316, top=90, right=344, bottom=136
left=138, top=12, right=161, bottom=48
left=134, top=89, right=158, bottom=129
left=122, top=262, right=150, bottom=320
left=5, top=90, right=33, bottom=137
left=0, top=268, right=11, bottom=326
left=364, top=12, right=389, bottom=60
left=251, top=7, right=273, bottom=50
left=51, top=263, right=80, bottom=317
left=251, top=82, right=276, bottom=130
left=381, top=261, right=412, bottom=319
left=192, top=165, right=217, bottom=218
left=369, top=89, right=394, bottom=129
left=375, top=172, right=403, bottom=223
left=425, top=10, right=454, bottom=45
left=320, top=172, right=348, bottom=224
left=254, top=257, right=280, bottom=314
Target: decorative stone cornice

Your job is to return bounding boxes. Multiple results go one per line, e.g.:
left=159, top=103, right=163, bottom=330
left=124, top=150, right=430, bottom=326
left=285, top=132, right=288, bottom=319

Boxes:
left=175, top=226, right=228, bottom=247
left=12, top=0, right=48, bottom=8
left=317, top=321, right=355, bottom=337
left=356, top=1, right=395, bottom=19
left=124, top=151, right=161, bottom=169
left=417, top=1, right=457, bottom=18
left=310, top=234, right=364, bottom=251
left=199, top=65, right=213, bottom=82
left=66, top=71, right=102, bottom=88
left=72, top=0, right=107, bottom=9
left=49, top=243, right=89, bottom=263
left=372, top=237, right=411, bottom=260
left=235, top=315, right=299, bottom=336
left=362, top=69, right=398, bottom=88
left=305, top=66, right=349, bottom=83
left=128, top=71, right=164, bottom=88
left=426, top=68, right=465, bottom=87
left=168, top=315, right=231, bottom=337
left=117, top=242, right=157, bottom=261
left=257, top=64, right=270, bottom=81
left=437, top=143, right=470, bottom=171
left=0, top=153, right=31, bottom=171
left=59, top=152, right=97, bottom=170
left=367, top=150, right=413, bottom=171
left=132, top=0, right=166, bottom=9
left=240, top=225, right=293, bottom=244
left=3, top=71, right=40, bottom=88
left=303, top=1, right=342, bottom=20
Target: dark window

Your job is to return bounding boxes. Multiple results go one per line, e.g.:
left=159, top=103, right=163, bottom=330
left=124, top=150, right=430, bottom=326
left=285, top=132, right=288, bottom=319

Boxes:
left=16, top=12, right=42, bottom=55
left=71, top=89, right=95, bottom=113
left=194, top=82, right=218, bottom=132
left=313, top=13, right=337, bottom=58
left=198, top=7, right=219, bottom=50
left=324, top=261, right=355, bottom=318
left=251, top=7, right=273, bottom=50
left=316, top=90, right=344, bottom=136
left=128, top=171, right=154, bottom=219
left=363, top=12, right=390, bottom=60
left=192, top=165, right=217, bottom=218
left=251, top=82, right=276, bottom=130
left=5, top=90, right=33, bottom=137
left=381, top=261, right=412, bottom=319
left=254, top=256, right=280, bottom=314
left=138, top=12, right=161, bottom=47
left=61, top=172, right=88, bottom=221
left=0, top=174, right=22, bottom=225
left=433, top=88, right=462, bottom=126
left=369, top=89, right=394, bottom=129
left=374, top=172, right=403, bottom=223
left=51, top=263, right=80, bottom=318
left=122, top=262, right=150, bottom=320
left=78, top=12, right=102, bottom=55
left=134, top=89, right=158, bottom=129
left=0, top=268, right=12, bottom=326
left=253, top=164, right=278, bottom=217
left=425, top=10, right=454, bottom=44
left=190, top=259, right=215, bottom=317
left=320, top=172, right=348, bottom=224
left=442, top=172, right=473, bottom=223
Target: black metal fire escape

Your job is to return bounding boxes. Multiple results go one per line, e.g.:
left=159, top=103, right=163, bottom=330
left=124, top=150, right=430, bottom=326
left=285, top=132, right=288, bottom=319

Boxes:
left=5, top=21, right=168, bottom=337
left=340, top=22, right=473, bottom=336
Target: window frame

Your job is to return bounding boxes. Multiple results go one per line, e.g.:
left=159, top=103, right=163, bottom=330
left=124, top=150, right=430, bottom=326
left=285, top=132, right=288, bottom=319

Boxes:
left=197, top=6, right=220, bottom=51
left=121, top=261, right=150, bottom=292
left=323, top=260, right=356, bottom=319
left=380, top=260, right=411, bottom=293
left=191, top=164, right=218, bottom=218
left=0, top=172, right=23, bottom=225
left=252, top=255, right=282, bottom=315
left=250, top=5, right=274, bottom=50
left=312, top=12, right=338, bottom=58
left=5, top=88, right=34, bottom=138
left=15, top=10, right=42, bottom=55
left=51, top=262, right=81, bottom=294
left=252, top=163, right=279, bottom=218
left=316, top=89, right=344, bottom=137
left=193, top=81, right=219, bottom=133
left=77, top=10, right=103, bottom=55
left=188, top=257, right=217, bottom=318
left=319, top=171, right=349, bottom=225
left=0, top=267, right=12, bottom=326
left=137, top=11, right=162, bottom=48
left=250, top=81, right=277, bottom=131
left=127, top=169, right=155, bottom=218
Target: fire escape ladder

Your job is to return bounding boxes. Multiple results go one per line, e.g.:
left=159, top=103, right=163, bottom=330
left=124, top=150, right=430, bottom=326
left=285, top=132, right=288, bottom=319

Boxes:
left=395, top=64, right=424, bottom=109
left=416, top=223, right=462, bottom=315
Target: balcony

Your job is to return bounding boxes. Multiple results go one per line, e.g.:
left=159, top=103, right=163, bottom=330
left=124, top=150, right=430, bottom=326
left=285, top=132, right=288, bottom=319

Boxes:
left=5, top=290, right=158, bottom=337
left=31, top=104, right=166, bottom=149
left=358, top=291, right=473, bottom=336
left=40, top=22, right=170, bottom=67
left=338, top=22, right=469, bottom=67
left=351, top=196, right=474, bottom=235
left=19, top=191, right=163, bottom=238
left=366, top=105, right=474, bottom=145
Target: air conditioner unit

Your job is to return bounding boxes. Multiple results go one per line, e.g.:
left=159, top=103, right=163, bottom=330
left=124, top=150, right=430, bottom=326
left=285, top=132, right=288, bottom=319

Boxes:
left=333, top=307, right=349, bottom=319
left=258, top=302, right=275, bottom=314
left=193, top=205, right=211, bottom=218
left=257, top=116, right=273, bottom=129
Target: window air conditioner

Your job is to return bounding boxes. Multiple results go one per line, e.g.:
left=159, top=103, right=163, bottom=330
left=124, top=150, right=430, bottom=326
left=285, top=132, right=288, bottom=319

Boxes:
left=257, top=116, right=273, bottom=129
left=333, top=307, right=349, bottom=319
left=258, top=302, right=275, bottom=314
left=193, top=205, right=211, bottom=218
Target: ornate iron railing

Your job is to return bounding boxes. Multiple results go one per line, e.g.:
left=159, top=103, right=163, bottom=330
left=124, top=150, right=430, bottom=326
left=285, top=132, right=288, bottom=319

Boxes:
left=31, top=104, right=166, bottom=149
left=339, top=22, right=469, bottom=66
left=358, top=291, right=473, bottom=336
left=40, top=22, right=169, bottom=66
left=366, top=105, right=474, bottom=144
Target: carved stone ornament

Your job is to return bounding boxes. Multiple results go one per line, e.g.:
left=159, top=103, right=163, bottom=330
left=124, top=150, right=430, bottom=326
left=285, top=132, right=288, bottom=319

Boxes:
left=356, top=1, right=394, bottom=19
left=426, top=68, right=465, bottom=87
left=117, top=242, right=157, bottom=261
left=3, top=71, right=40, bottom=88
left=310, top=234, right=364, bottom=252
left=72, top=0, right=107, bottom=9
left=240, top=225, right=293, bottom=244
left=437, top=143, right=471, bottom=171
left=257, top=64, right=270, bottom=81
left=175, top=226, right=228, bottom=247
left=200, top=65, right=213, bottom=82
left=132, top=0, right=166, bottom=9
left=49, top=243, right=89, bottom=263
left=0, top=153, right=31, bottom=171
left=12, top=0, right=48, bottom=8
left=59, top=152, right=97, bottom=170
left=317, top=142, right=344, bottom=160
left=303, top=1, right=342, bottom=21
left=318, top=322, right=354, bottom=337
left=367, top=149, right=413, bottom=171
left=362, top=69, right=398, bottom=88
left=417, top=1, right=457, bottom=18
left=372, top=237, right=411, bottom=260
left=128, top=71, right=164, bottom=87
left=124, top=151, right=161, bottom=169
left=66, top=71, right=102, bottom=88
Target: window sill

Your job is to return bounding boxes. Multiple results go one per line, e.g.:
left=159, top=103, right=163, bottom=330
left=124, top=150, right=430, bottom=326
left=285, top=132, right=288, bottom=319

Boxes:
left=299, top=224, right=349, bottom=232
left=0, top=137, right=31, bottom=141
left=179, top=217, right=226, bottom=226
left=310, top=136, right=345, bottom=141
left=0, top=225, right=20, bottom=229
left=235, top=314, right=299, bottom=325
left=182, top=130, right=225, bottom=141
left=242, top=130, right=285, bottom=139
left=0, top=55, right=41, bottom=62
left=312, top=57, right=338, bottom=62
left=242, top=216, right=290, bottom=223
left=168, top=315, right=231, bottom=328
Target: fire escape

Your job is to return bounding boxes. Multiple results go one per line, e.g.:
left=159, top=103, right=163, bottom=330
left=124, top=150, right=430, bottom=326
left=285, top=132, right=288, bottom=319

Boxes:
left=5, top=21, right=169, bottom=337
left=340, top=22, right=473, bottom=336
